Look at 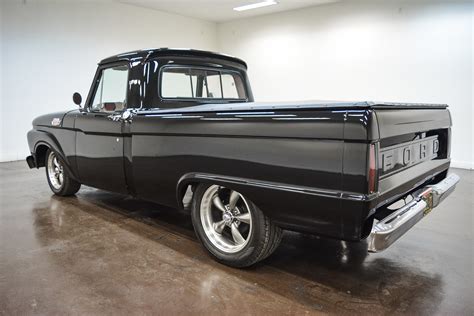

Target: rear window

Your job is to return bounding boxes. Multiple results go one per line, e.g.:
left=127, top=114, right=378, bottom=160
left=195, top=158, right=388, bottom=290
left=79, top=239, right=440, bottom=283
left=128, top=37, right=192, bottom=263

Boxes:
left=160, top=67, right=247, bottom=100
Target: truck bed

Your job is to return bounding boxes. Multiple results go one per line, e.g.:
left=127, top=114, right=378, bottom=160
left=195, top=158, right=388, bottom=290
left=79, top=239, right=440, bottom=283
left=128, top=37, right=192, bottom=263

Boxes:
left=128, top=100, right=452, bottom=241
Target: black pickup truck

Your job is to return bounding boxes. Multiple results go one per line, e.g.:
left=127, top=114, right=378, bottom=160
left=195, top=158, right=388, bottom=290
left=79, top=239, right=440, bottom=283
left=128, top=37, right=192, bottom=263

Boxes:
left=27, top=48, right=459, bottom=267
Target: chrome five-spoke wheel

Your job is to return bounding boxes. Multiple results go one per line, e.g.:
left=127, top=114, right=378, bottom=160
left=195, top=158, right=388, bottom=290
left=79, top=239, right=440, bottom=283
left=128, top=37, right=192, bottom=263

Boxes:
left=45, top=149, right=81, bottom=196
left=192, top=183, right=282, bottom=267
left=200, top=185, right=252, bottom=253
left=47, top=151, right=64, bottom=190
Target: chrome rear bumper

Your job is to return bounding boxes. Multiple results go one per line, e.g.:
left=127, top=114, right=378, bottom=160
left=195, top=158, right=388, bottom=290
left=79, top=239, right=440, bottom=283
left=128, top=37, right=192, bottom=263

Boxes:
left=367, top=173, right=460, bottom=252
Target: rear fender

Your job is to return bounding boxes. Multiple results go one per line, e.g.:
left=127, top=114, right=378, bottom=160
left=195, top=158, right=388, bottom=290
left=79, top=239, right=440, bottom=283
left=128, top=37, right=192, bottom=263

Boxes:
left=176, top=172, right=366, bottom=240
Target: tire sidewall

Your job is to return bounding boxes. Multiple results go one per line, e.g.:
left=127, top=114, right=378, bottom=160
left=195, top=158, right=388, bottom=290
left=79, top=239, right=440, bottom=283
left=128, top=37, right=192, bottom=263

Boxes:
left=191, top=183, right=267, bottom=266
left=45, top=149, right=66, bottom=195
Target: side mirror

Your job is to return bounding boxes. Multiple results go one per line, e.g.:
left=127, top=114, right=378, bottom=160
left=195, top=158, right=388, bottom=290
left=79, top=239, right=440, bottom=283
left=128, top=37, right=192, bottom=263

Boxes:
left=73, top=92, right=82, bottom=107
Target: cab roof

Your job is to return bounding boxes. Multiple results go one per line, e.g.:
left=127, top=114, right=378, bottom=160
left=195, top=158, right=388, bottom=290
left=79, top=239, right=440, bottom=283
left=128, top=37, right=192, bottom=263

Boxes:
left=99, top=48, right=247, bottom=68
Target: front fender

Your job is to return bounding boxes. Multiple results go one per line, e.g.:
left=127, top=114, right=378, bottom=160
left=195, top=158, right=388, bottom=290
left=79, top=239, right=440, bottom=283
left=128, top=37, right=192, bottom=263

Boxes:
left=27, top=129, right=79, bottom=181
left=28, top=129, right=63, bottom=156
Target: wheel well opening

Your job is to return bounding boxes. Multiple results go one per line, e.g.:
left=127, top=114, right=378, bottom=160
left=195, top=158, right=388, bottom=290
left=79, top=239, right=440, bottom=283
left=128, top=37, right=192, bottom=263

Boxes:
left=35, top=145, right=49, bottom=168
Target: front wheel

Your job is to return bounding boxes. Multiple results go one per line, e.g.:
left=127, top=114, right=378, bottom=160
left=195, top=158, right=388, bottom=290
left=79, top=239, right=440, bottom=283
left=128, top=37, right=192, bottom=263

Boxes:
left=45, top=149, right=81, bottom=196
left=191, top=183, right=282, bottom=267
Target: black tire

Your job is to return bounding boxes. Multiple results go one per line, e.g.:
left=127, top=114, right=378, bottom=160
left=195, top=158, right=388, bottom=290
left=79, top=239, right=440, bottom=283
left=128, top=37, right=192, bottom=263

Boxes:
left=191, top=183, right=282, bottom=268
left=45, top=149, right=81, bottom=196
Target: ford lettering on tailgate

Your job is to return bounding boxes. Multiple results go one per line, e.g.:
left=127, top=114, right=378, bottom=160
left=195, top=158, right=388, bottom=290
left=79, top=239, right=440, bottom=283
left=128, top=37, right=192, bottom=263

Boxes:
left=380, top=135, right=439, bottom=177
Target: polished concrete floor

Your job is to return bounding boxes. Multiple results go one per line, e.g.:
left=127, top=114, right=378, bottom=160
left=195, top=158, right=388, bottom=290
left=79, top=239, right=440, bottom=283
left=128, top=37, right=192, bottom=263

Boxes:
left=0, top=161, right=472, bottom=315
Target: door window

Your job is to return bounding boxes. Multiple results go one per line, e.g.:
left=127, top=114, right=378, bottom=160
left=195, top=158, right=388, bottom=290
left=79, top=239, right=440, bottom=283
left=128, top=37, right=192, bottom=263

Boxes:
left=91, top=65, right=129, bottom=113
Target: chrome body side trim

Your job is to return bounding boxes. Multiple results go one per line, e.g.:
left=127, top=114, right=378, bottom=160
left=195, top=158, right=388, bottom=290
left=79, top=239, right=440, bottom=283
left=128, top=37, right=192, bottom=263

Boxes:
left=181, top=173, right=372, bottom=201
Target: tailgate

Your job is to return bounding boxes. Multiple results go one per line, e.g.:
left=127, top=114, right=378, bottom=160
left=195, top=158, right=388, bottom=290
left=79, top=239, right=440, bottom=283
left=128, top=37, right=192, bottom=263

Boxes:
left=374, top=108, right=452, bottom=208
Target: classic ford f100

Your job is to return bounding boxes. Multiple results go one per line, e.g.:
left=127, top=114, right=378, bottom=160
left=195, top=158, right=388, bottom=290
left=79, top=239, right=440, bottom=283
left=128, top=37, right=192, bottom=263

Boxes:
left=27, top=48, right=459, bottom=267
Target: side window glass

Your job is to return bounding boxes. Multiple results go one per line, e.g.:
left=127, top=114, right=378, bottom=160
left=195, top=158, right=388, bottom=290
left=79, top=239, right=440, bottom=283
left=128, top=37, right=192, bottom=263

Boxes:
left=161, top=69, right=193, bottom=98
left=221, top=73, right=245, bottom=99
left=91, top=65, right=128, bottom=113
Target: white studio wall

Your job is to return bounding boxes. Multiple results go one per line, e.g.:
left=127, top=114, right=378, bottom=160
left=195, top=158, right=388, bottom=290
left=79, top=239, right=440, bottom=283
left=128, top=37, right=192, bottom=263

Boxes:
left=1, top=0, right=473, bottom=169
left=0, top=3, right=3, bottom=157
left=218, top=1, right=474, bottom=169
left=0, top=0, right=218, bottom=162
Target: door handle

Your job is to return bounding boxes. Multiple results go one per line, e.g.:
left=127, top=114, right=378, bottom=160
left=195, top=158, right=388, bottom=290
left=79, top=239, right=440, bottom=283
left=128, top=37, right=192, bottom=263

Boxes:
left=108, top=110, right=134, bottom=123
left=108, top=113, right=123, bottom=122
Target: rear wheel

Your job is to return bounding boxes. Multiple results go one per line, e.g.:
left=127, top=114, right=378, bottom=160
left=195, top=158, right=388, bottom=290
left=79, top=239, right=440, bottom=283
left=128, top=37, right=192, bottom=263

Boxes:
left=45, top=149, right=81, bottom=196
left=191, top=183, right=282, bottom=267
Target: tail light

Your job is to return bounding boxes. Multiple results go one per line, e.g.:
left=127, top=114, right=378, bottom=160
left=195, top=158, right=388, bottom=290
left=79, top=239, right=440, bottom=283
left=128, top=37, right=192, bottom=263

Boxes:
left=368, top=143, right=377, bottom=194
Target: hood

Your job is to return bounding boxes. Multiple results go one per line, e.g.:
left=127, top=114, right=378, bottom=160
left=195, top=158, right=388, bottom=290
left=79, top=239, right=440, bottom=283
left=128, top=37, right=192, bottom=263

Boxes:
left=32, top=110, right=75, bottom=127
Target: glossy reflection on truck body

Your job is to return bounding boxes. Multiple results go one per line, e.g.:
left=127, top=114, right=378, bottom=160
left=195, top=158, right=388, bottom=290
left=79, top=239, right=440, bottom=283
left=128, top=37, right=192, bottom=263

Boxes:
left=27, top=48, right=453, bottom=242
